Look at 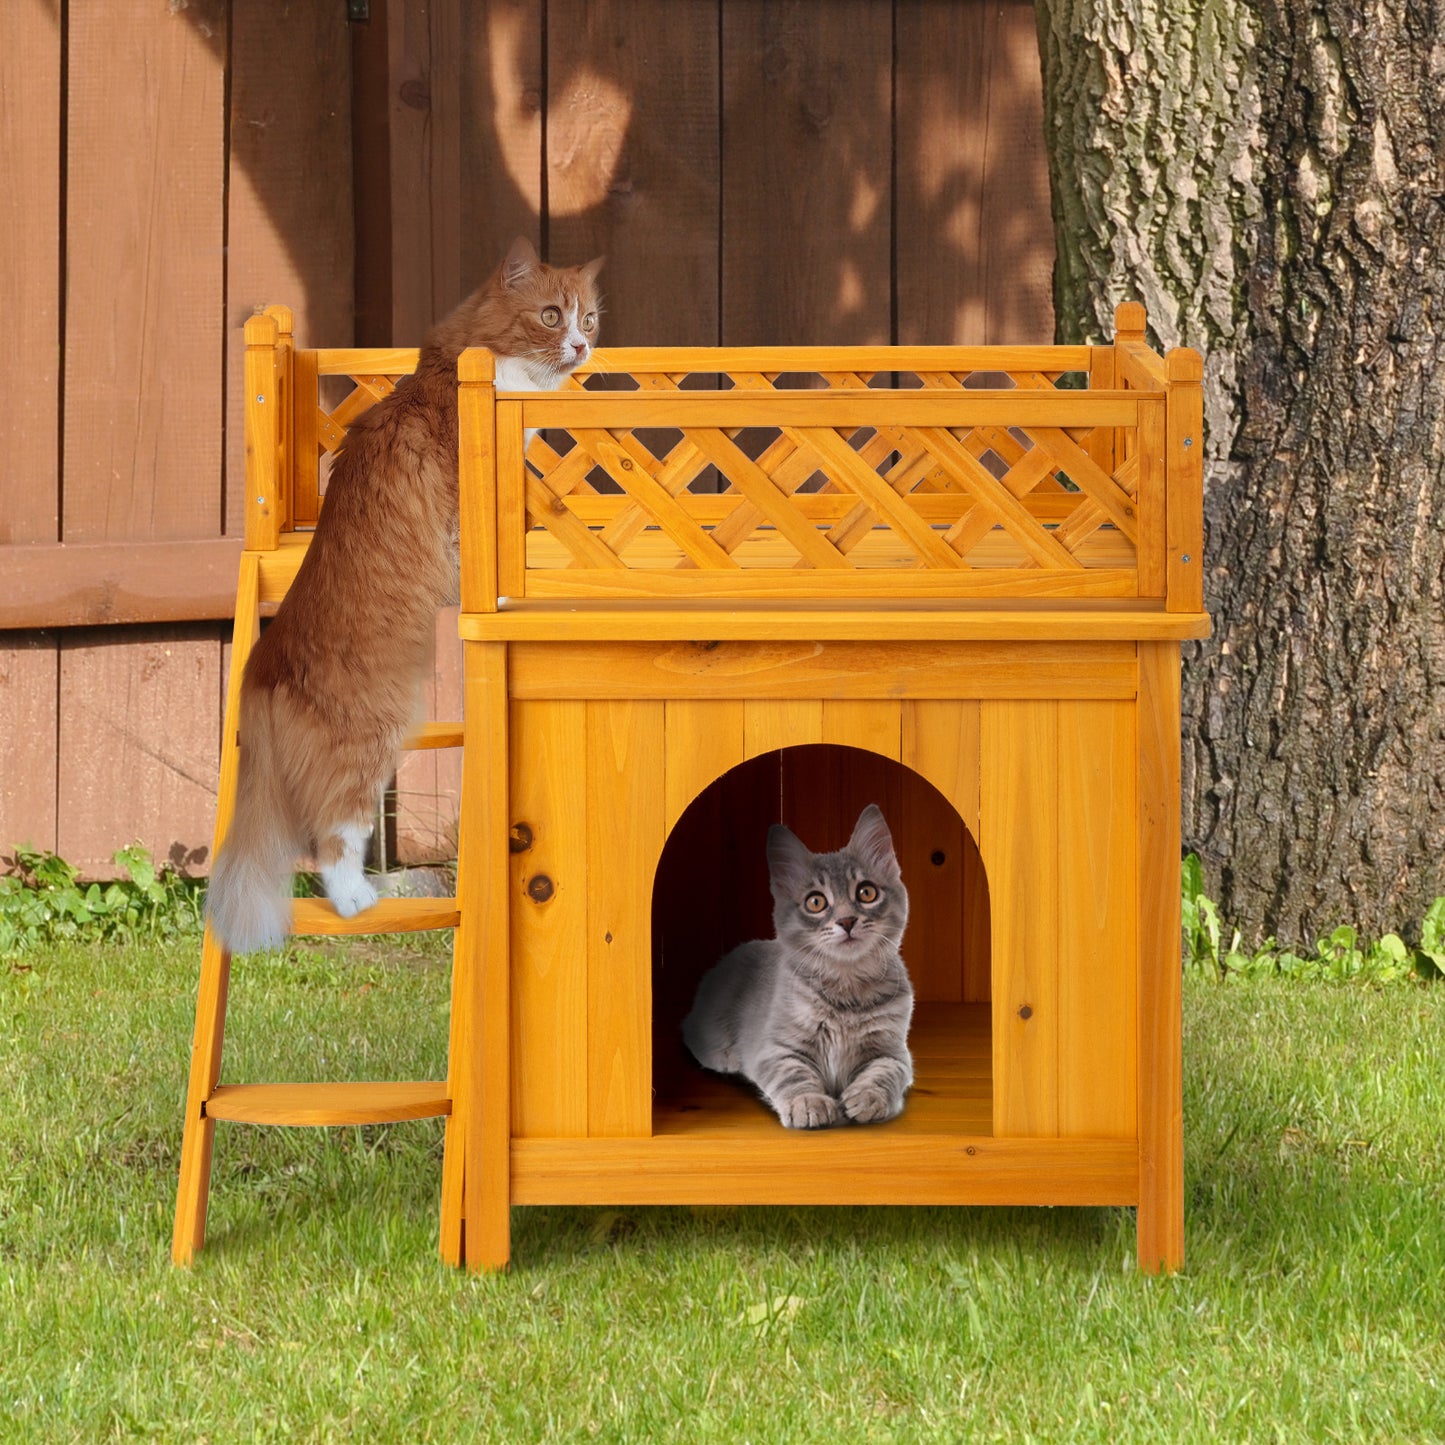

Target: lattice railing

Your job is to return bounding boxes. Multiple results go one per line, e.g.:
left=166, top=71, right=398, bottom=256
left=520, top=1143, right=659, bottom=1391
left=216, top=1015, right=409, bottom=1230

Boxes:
left=489, top=363, right=1166, bottom=601
left=245, top=311, right=1202, bottom=613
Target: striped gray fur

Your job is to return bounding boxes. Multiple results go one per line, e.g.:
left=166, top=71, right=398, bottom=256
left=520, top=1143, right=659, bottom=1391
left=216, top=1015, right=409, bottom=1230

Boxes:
left=682, top=804, right=914, bottom=1130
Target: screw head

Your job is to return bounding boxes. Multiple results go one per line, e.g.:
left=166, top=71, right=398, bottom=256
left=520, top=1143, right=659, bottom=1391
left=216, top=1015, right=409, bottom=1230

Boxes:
left=1182, top=554, right=1192, bottom=564
left=1183, top=435, right=1193, bottom=447
left=256, top=394, right=266, bottom=404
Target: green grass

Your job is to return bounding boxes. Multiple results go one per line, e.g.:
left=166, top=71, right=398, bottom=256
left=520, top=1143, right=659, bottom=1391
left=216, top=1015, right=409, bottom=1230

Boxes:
left=3, top=939, right=1444, bottom=1443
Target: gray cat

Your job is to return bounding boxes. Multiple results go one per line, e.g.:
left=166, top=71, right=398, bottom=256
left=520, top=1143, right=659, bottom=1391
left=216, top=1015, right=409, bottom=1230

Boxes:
left=682, top=804, right=914, bottom=1129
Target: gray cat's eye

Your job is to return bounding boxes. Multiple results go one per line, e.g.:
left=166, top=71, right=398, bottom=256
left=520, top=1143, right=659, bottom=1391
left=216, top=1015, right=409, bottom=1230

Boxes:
left=857, top=882, right=879, bottom=904
left=804, top=891, right=828, bottom=914
left=540, top=306, right=561, bottom=326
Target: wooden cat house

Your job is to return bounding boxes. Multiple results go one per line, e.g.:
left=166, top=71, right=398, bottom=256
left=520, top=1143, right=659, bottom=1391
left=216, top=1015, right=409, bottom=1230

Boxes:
left=175, top=304, right=1208, bottom=1274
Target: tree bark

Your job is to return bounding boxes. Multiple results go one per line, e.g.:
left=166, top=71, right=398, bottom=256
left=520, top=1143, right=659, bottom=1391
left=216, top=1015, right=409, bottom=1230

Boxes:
left=1035, top=0, right=1445, bottom=944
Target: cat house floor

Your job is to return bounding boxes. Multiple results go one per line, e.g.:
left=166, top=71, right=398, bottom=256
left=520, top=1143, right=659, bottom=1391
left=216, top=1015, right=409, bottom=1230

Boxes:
left=658, top=1001, right=992, bottom=1138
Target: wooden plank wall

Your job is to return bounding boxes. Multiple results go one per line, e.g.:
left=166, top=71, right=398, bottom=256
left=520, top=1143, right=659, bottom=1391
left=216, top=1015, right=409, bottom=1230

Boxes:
left=0, top=0, right=1052, bottom=877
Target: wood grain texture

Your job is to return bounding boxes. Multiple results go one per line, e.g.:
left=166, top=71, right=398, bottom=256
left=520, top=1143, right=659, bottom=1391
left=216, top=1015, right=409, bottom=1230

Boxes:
left=0, top=540, right=245, bottom=629
left=512, top=1134, right=1136, bottom=1207
left=64, top=0, right=226, bottom=543
left=721, top=0, right=893, bottom=345
left=0, top=635, right=59, bottom=855
left=204, top=1081, right=449, bottom=1126
left=508, top=700, right=589, bottom=1139
left=0, top=0, right=61, bottom=860
left=462, top=603, right=1213, bottom=644
left=460, top=0, right=543, bottom=288
left=1136, top=641, right=1184, bottom=1272
left=0, top=0, right=60, bottom=546
left=896, top=0, right=1054, bottom=345
left=744, top=698, right=824, bottom=759
left=173, top=554, right=257, bottom=1265
left=226, top=2, right=354, bottom=536
left=547, top=0, right=719, bottom=344
left=389, top=0, right=463, bottom=340
left=896, top=704, right=983, bottom=1005
left=1165, top=348, right=1205, bottom=612
left=982, top=698, right=1060, bottom=1137
left=452, top=642, right=512, bottom=1271
left=56, top=626, right=220, bottom=878
left=586, top=699, right=664, bottom=1137
left=509, top=639, right=1137, bottom=701
left=1057, top=700, right=1138, bottom=1138
left=663, top=699, right=746, bottom=833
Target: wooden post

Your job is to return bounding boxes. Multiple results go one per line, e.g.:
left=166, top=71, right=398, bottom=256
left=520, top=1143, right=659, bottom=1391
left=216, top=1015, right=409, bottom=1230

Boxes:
left=1165, top=348, right=1205, bottom=614
left=266, top=305, right=295, bottom=538
left=445, top=640, right=512, bottom=1270
left=457, top=347, right=498, bottom=614
left=243, top=314, right=281, bottom=552
left=1136, top=640, right=1184, bottom=1272
left=172, top=553, right=262, bottom=1264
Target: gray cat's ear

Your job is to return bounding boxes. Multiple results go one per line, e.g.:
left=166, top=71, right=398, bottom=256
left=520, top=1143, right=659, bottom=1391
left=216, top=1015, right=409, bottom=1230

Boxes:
left=848, top=804, right=899, bottom=877
left=501, top=235, right=540, bottom=288
left=766, top=824, right=813, bottom=895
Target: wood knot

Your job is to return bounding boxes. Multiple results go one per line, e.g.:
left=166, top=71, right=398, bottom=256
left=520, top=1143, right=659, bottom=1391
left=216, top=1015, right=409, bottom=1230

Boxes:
left=527, top=875, right=554, bottom=903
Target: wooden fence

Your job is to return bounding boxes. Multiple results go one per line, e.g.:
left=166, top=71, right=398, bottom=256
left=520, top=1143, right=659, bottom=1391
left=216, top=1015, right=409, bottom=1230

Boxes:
left=0, top=0, right=1053, bottom=877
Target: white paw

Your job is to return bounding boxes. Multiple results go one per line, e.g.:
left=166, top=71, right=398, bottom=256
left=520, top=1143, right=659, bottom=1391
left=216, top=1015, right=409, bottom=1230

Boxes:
left=779, top=1092, right=844, bottom=1130
left=327, top=873, right=378, bottom=919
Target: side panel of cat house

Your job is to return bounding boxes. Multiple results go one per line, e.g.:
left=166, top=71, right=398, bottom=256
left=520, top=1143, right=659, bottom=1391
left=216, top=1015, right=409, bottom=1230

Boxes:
left=503, top=639, right=1140, bottom=1151
left=983, top=697, right=1139, bottom=1140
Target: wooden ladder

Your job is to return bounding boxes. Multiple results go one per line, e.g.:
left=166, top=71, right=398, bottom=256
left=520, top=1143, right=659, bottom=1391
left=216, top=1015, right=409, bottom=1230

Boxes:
left=172, top=309, right=471, bottom=1265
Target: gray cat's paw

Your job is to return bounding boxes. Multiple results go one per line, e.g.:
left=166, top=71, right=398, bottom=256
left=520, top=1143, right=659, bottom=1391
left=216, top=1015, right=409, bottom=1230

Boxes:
left=778, top=1092, right=843, bottom=1130
left=842, top=1081, right=904, bottom=1124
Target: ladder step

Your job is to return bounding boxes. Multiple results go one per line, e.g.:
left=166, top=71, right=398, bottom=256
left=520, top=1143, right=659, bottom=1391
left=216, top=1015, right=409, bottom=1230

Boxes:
left=403, top=721, right=463, bottom=750
left=205, top=1081, right=450, bottom=1126
left=292, top=896, right=460, bottom=935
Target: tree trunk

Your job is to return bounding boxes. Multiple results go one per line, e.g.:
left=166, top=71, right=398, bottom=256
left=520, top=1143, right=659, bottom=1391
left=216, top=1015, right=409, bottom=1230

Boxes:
left=1034, top=0, right=1445, bottom=944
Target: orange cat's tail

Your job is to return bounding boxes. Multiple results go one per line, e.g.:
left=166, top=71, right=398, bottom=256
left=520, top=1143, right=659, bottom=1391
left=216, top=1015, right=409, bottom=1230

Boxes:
left=206, top=699, right=301, bottom=954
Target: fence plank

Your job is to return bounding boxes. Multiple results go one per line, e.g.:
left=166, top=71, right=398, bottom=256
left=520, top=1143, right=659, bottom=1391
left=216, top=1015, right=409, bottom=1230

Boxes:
left=389, top=0, right=464, bottom=340
left=721, top=0, right=893, bottom=344
left=547, top=0, right=720, bottom=345
left=895, top=0, right=1054, bottom=345
left=227, top=3, right=355, bottom=536
left=0, top=4, right=62, bottom=857
left=57, top=626, right=220, bottom=879
left=0, top=637, right=58, bottom=856
left=64, top=0, right=225, bottom=542
left=1, top=0, right=60, bottom=545
left=460, top=0, right=544, bottom=287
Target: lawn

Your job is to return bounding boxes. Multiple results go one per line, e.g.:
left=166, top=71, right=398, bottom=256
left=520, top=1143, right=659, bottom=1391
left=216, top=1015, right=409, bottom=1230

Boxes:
left=3, top=936, right=1443, bottom=1442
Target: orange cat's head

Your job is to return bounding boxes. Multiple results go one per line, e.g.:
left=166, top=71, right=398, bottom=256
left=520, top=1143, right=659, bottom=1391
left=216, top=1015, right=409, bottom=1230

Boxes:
left=440, top=236, right=604, bottom=387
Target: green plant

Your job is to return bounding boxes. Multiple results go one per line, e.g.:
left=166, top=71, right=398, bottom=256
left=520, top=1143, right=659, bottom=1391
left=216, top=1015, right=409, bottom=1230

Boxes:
left=1182, top=853, right=1440, bottom=985
left=0, top=842, right=204, bottom=955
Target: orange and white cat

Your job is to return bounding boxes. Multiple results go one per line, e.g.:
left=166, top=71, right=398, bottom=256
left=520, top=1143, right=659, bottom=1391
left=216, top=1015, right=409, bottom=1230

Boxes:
left=207, top=237, right=603, bottom=954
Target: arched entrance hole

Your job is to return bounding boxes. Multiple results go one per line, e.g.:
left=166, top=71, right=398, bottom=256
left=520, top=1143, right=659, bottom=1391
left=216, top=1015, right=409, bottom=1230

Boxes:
left=651, top=743, right=992, bottom=1132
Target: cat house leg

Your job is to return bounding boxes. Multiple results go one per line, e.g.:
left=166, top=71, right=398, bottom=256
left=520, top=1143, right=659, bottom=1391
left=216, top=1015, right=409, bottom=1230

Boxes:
left=317, top=820, right=379, bottom=918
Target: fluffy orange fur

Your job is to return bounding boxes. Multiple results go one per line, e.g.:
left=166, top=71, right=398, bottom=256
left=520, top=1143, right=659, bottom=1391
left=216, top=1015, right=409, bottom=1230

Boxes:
left=207, top=238, right=603, bottom=953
